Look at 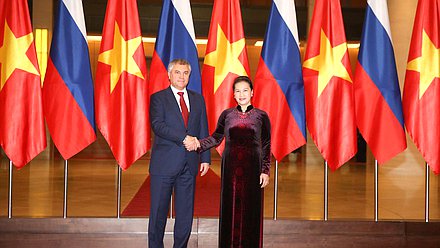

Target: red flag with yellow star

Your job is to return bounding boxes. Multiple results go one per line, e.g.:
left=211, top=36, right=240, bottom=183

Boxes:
left=95, top=0, right=149, bottom=170
left=403, top=0, right=440, bottom=174
left=202, top=0, right=250, bottom=137
left=0, top=0, right=46, bottom=168
left=302, top=0, right=357, bottom=170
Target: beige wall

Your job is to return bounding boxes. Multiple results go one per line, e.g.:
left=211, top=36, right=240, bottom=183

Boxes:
left=32, top=0, right=53, bottom=160
left=382, top=0, right=427, bottom=220
left=40, top=0, right=426, bottom=173
left=29, top=0, right=437, bottom=220
left=302, top=0, right=428, bottom=219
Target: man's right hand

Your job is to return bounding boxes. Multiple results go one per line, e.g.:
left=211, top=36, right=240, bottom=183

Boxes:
left=183, top=135, right=200, bottom=151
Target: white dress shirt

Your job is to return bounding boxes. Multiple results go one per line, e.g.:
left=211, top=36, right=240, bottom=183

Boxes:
left=170, top=85, right=190, bottom=112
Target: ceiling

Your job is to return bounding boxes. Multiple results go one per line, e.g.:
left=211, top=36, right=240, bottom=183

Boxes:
left=79, top=0, right=366, bottom=40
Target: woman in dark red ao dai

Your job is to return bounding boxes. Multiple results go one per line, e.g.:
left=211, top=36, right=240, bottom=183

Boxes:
left=189, top=76, right=271, bottom=248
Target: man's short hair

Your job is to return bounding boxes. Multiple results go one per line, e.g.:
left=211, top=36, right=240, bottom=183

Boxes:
left=167, top=59, right=192, bottom=73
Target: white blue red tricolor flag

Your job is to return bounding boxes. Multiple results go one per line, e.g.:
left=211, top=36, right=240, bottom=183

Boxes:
left=354, top=0, right=407, bottom=164
left=43, top=0, right=96, bottom=159
left=254, top=0, right=306, bottom=161
left=149, top=0, right=201, bottom=94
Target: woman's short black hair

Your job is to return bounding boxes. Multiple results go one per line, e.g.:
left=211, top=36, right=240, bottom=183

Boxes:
left=233, top=76, right=253, bottom=90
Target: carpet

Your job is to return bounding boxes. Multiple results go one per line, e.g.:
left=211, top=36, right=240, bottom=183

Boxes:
left=122, top=168, right=221, bottom=217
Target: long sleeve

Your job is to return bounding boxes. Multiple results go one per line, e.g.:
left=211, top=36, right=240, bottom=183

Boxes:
left=198, top=97, right=211, bottom=163
left=150, top=93, right=187, bottom=145
left=199, top=110, right=227, bottom=152
left=261, top=112, right=271, bottom=175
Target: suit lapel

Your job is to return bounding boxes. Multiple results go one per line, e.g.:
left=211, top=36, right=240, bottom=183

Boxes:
left=187, top=90, right=197, bottom=128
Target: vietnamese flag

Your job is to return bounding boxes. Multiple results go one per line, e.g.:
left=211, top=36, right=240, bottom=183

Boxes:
left=403, top=0, right=440, bottom=174
left=202, top=0, right=250, bottom=137
left=302, top=0, right=357, bottom=170
left=0, top=0, right=46, bottom=168
left=95, top=0, right=149, bottom=170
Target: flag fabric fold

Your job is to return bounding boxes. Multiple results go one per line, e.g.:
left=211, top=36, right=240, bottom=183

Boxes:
left=354, top=0, right=407, bottom=165
left=403, top=0, right=440, bottom=174
left=202, top=0, right=250, bottom=143
left=0, top=0, right=46, bottom=167
left=254, top=0, right=306, bottom=161
left=95, top=0, right=149, bottom=170
left=43, top=0, right=96, bottom=160
left=302, top=0, right=357, bottom=170
left=149, top=0, right=201, bottom=95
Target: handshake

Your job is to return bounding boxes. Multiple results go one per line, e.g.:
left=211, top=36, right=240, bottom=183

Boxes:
left=183, top=135, right=200, bottom=151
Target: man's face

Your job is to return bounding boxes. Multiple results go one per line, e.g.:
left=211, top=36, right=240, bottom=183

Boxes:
left=168, top=64, right=190, bottom=90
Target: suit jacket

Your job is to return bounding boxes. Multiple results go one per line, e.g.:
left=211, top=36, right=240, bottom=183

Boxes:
left=149, top=87, right=211, bottom=176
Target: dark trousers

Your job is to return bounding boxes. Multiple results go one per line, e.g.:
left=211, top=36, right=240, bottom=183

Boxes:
left=148, top=164, right=196, bottom=248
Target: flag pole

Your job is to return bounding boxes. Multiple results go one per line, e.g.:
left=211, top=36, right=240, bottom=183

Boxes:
left=63, top=159, right=69, bottom=218
left=324, top=161, right=328, bottom=221
left=425, top=163, right=430, bottom=222
left=273, top=160, right=279, bottom=220
left=374, top=159, right=378, bottom=222
left=170, top=193, right=173, bottom=219
left=8, top=160, right=13, bottom=218
left=117, top=166, right=122, bottom=219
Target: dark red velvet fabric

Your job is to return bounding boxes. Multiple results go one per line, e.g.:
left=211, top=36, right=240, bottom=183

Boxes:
left=200, top=106, right=271, bottom=248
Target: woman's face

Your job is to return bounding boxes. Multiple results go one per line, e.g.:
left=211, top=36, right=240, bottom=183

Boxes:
left=233, top=81, right=253, bottom=107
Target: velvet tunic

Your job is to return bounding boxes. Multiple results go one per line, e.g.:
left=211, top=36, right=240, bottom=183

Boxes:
left=200, top=106, right=271, bottom=248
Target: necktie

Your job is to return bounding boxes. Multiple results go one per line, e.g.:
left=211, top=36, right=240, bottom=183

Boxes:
left=177, top=92, right=189, bottom=128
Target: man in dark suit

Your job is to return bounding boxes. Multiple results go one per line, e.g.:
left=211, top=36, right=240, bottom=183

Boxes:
left=148, top=59, right=210, bottom=248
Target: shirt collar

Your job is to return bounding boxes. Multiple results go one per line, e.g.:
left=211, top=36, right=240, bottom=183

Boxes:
left=237, top=105, right=254, bottom=113
left=170, top=85, right=188, bottom=96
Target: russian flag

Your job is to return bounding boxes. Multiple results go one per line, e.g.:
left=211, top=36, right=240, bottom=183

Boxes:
left=42, top=0, right=96, bottom=159
left=354, top=0, right=407, bottom=164
left=149, top=0, right=201, bottom=94
left=254, top=0, right=306, bottom=161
